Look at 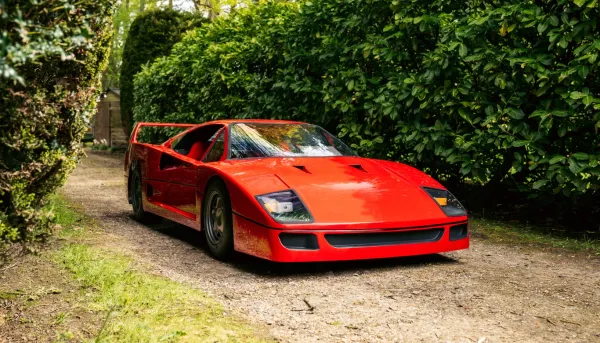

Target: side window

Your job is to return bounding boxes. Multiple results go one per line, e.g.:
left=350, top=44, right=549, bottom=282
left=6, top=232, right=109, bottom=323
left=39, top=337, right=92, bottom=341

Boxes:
left=171, top=134, right=192, bottom=155
left=169, top=124, right=223, bottom=157
left=203, top=131, right=225, bottom=163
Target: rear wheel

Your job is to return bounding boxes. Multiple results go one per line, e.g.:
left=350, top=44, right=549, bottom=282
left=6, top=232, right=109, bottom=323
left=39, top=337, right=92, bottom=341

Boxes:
left=130, top=167, right=153, bottom=222
left=203, top=180, right=234, bottom=260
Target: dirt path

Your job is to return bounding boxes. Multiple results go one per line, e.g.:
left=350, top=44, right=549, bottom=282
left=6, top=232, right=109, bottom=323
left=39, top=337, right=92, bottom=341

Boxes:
left=61, top=152, right=600, bottom=343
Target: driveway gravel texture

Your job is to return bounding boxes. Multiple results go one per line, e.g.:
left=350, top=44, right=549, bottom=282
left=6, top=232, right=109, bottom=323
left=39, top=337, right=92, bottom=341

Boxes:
left=60, top=152, right=600, bottom=343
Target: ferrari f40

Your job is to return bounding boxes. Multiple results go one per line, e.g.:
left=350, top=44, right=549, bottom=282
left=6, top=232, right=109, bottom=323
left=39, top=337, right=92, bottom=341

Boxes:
left=124, top=120, right=469, bottom=262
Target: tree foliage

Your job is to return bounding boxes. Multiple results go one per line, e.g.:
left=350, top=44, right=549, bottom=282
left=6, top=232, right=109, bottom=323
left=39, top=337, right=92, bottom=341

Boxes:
left=0, top=0, right=115, bottom=251
left=120, top=9, right=207, bottom=135
left=103, top=0, right=165, bottom=89
left=134, top=0, right=600, bottom=201
left=133, top=3, right=296, bottom=124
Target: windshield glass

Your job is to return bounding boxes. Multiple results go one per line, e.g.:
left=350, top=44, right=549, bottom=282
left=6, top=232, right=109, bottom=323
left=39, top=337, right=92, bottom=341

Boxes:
left=229, top=123, right=356, bottom=159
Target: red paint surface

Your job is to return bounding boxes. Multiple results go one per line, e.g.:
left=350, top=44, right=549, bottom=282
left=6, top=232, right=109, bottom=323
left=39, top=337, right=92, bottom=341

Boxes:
left=125, top=121, right=469, bottom=262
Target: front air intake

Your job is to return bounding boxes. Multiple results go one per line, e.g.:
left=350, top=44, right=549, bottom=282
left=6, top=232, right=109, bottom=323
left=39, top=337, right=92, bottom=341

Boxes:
left=279, top=233, right=319, bottom=250
left=449, top=224, right=469, bottom=241
left=325, top=228, right=444, bottom=248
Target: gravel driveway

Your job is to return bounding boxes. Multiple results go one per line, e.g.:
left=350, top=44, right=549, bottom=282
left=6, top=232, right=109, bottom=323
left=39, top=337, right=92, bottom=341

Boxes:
left=61, top=152, right=600, bottom=343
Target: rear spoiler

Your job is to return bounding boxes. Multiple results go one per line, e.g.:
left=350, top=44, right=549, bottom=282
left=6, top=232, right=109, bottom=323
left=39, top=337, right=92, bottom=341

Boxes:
left=130, top=122, right=197, bottom=144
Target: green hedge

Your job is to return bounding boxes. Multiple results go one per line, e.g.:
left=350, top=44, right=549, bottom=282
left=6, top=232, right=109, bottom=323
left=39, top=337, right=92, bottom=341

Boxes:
left=133, top=3, right=297, bottom=124
left=120, top=9, right=207, bottom=135
left=0, top=0, right=115, bottom=252
left=134, top=0, right=600, bottom=198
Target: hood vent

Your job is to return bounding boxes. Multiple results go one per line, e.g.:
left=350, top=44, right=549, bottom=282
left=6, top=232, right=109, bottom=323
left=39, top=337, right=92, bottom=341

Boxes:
left=349, top=164, right=367, bottom=172
left=293, top=165, right=310, bottom=174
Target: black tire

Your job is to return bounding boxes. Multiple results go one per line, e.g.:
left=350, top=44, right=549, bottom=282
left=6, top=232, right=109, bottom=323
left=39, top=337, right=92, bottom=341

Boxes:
left=203, top=180, right=234, bottom=260
left=130, top=166, right=153, bottom=222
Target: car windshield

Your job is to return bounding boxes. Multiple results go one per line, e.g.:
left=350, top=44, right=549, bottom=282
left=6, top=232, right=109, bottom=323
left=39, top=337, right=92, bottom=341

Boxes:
left=229, top=123, right=356, bottom=159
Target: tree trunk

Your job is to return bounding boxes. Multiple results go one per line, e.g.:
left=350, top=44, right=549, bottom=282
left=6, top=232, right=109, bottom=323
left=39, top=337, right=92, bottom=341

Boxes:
left=168, top=0, right=173, bottom=8
left=139, top=0, right=145, bottom=12
left=206, top=0, right=216, bottom=20
left=192, top=0, right=217, bottom=20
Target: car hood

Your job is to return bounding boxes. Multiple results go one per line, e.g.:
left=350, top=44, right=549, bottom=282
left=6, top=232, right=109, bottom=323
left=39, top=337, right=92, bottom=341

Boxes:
left=222, top=156, right=450, bottom=225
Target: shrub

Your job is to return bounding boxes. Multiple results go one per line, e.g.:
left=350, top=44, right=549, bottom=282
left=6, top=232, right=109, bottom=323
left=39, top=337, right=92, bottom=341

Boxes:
left=133, top=2, right=299, bottom=122
left=0, top=0, right=115, bottom=253
left=120, top=9, right=207, bottom=135
left=134, top=0, right=600, bottom=201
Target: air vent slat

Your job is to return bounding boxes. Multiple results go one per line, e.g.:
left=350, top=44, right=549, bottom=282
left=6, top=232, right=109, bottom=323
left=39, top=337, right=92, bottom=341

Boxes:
left=349, top=164, right=367, bottom=172
left=293, top=165, right=310, bottom=173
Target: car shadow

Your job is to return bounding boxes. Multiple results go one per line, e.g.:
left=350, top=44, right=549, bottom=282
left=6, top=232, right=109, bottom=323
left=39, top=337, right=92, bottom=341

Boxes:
left=232, top=253, right=457, bottom=278
left=133, top=216, right=460, bottom=277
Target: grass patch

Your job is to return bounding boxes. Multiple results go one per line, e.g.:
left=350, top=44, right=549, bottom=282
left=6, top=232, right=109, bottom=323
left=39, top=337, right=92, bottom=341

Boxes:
left=43, top=194, right=271, bottom=343
left=48, top=194, right=86, bottom=227
left=53, top=244, right=269, bottom=342
left=46, top=193, right=91, bottom=239
left=471, top=218, right=600, bottom=256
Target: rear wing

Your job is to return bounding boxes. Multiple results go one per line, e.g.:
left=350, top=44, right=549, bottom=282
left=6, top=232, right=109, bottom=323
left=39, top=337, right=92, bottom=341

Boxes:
left=131, top=122, right=197, bottom=145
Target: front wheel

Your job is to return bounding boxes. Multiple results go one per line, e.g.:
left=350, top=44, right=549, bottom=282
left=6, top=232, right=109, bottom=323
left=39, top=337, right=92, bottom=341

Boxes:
left=203, top=180, right=234, bottom=260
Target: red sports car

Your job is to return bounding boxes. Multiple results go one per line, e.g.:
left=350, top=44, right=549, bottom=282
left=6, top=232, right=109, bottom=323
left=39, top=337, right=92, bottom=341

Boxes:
left=124, top=120, right=469, bottom=262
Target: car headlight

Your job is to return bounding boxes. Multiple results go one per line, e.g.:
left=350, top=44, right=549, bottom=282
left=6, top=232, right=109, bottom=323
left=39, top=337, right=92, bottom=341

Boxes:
left=422, top=187, right=467, bottom=217
left=256, top=190, right=313, bottom=223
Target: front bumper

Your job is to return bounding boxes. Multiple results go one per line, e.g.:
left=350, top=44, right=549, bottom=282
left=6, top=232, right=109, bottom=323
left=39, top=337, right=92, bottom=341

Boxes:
left=233, top=214, right=469, bottom=262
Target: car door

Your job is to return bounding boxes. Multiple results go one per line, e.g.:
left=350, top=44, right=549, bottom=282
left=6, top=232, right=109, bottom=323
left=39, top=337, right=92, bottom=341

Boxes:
left=156, top=150, right=198, bottom=218
left=157, top=125, right=225, bottom=221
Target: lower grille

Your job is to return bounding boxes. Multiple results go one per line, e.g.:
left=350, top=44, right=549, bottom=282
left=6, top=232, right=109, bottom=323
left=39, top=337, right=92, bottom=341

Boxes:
left=449, top=223, right=469, bottom=241
left=279, top=233, right=319, bottom=250
left=325, top=228, right=444, bottom=248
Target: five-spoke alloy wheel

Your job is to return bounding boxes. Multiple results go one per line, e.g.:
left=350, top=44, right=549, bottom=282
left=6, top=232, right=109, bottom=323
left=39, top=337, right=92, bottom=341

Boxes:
left=203, top=180, right=234, bottom=260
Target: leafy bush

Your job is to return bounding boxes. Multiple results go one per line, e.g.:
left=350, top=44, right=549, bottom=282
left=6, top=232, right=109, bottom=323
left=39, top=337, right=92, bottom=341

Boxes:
left=134, top=3, right=298, bottom=126
left=134, top=0, right=600, bottom=201
left=0, top=0, right=115, bottom=253
left=120, top=9, right=207, bottom=135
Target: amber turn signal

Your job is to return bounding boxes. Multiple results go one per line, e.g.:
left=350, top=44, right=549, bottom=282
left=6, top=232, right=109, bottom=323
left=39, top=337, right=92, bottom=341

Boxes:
left=434, top=197, right=448, bottom=206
